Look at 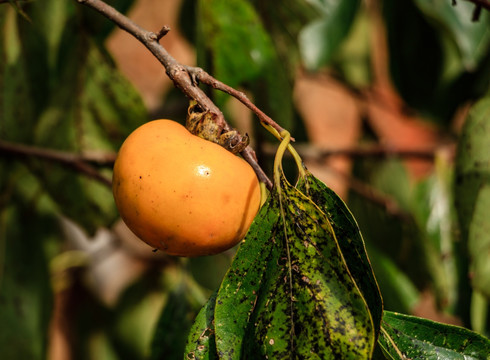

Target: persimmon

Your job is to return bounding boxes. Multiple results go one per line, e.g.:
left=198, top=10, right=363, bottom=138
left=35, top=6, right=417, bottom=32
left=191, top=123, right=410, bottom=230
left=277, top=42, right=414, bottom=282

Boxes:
left=112, top=119, right=261, bottom=257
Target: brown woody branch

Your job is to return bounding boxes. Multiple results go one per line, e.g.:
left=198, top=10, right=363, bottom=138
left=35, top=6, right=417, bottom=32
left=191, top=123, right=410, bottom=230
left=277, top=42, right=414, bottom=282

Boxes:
left=185, top=67, right=288, bottom=136
left=0, top=140, right=114, bottom=187
left=75, top=0, right=273, bottom=189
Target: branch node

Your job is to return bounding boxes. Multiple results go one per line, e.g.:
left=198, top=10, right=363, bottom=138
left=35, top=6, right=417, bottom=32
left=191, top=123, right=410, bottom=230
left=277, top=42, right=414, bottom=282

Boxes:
left=146, top=32, right=158, bottom=42
left=156, top=25, right=171, bottom=41
left=185, top=66, right=204, bottom=86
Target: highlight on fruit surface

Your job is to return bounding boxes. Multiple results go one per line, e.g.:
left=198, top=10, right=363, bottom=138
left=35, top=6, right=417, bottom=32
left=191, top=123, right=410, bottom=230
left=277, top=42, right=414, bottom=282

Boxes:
left=112, top=119, right=261, bottom=257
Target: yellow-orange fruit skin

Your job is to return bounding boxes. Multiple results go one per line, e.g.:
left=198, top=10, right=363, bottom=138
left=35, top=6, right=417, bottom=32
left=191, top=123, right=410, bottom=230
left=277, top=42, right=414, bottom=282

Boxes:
left=112, top=120, right=261, bottom=257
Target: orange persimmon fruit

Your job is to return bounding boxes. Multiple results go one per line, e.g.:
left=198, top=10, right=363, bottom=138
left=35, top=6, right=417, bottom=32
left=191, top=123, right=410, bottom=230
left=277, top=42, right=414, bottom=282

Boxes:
left=112, top=119, right=261, bottom=257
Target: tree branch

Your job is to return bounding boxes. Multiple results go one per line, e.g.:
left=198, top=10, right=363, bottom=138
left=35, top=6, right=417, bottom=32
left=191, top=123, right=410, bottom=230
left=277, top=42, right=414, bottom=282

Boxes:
left=186, top=66, right=289, bottom=136
left=261, top=142, right=454, bottom=162
left=75, top=0, right=274, bottom=189
left=0, top=140, right=114, bottom=187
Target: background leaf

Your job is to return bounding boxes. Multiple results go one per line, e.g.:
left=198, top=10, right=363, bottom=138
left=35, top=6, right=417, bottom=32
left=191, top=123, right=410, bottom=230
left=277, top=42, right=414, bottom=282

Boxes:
left=455, top=96, right=490, bottom=301
left=0, top=165, right=56, bottom=359
left=382, top=0, right=444, bottom=115
left=197, top=0, right=275, bottom=96
left=0, top=8, right=34, bottom=142
left=378, top=311, right=490, bottom=359
left=414, top=0, right=490, bottom=71
left=298, top=0, right=361, bottom=71
left=150, top=269, right=207, bottom=360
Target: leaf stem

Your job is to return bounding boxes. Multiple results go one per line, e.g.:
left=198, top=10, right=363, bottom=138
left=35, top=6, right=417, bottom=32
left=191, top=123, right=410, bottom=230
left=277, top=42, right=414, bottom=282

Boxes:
left=264, top=124, right=306, bottom=182
left=273, top=130, right=291, bottom=191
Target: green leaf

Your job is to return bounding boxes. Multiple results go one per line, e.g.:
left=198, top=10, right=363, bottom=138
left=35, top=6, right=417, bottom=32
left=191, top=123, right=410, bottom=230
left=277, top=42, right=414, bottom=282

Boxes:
left=248, top=0, right=318, bottom=131
left=298, top=0, right=361, bottom=70
left=297, top=170, right=383, bottom=339
left=411, top=168, right=460, bottom=313
left=213, top=195, right=282, bottom=358
left=414, top=0, right=490, bottom=71
left=0, top=201, right=54, bottom=359
left=31, top=37, right=146, bottom=232
left=35, top=41, right=146, bottom=152
left=184, top=291, right=218, bottom=360
left=79, top=0, right=136, bottom=42
left=455, top=97, right=490, bottom=299
left=0, top=8, right=35, bottom=142
left=213, top=172, right=375, bottom=359
left=365, top=246, right=419, bottom=315
left=378, top=311, right=490, bottom=359
left=197, top=0, right=275, bottom=104
left=151, top=271, right=208, bottom=360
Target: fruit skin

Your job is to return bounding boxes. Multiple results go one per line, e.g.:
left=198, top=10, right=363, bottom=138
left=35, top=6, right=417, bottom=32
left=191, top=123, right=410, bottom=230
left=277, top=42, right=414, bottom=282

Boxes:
left=112, top=119, right=261, bottom=257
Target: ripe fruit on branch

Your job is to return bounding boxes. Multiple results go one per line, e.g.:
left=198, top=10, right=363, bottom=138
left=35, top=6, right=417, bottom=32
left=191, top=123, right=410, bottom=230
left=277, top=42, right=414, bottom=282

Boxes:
left=112, top=119, right=261, bottom=257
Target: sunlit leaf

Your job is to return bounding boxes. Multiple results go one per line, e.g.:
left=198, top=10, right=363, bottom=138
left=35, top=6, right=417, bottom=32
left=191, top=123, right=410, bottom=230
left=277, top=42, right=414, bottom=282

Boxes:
left=212, top=196, right=282, bottom=358
left=378, top=311, right=490, bottom=359
left=297, top=169, right=383, bottom=339
left=213, top=171, right=375, bottom=359
left=184, top=291, right=218, bottom=360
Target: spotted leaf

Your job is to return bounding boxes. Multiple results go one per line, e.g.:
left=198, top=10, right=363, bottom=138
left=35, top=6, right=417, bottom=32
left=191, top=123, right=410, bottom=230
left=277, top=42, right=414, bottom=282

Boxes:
left=378, top=311, right=490, bottom=359
left=297, top=169, right=383, bottom=339
left=213, top=171, right=375, bottom=359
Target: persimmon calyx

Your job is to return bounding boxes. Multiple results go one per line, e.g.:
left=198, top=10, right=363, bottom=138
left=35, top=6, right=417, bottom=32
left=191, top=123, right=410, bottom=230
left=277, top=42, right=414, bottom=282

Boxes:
left=186, top=101, right=249, bottom=154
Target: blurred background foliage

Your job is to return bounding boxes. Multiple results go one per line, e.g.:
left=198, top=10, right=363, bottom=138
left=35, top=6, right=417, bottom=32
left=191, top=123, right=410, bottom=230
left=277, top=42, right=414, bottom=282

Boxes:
left=1, top=0, right=489, bottom=358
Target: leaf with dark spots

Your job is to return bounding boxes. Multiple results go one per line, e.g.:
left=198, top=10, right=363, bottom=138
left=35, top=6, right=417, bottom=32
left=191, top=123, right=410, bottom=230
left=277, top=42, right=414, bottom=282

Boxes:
left=212, top=171, right=375, bottom=359
left=269, top=174, right=374, bottom=359
left=214, top=196, right=283, bottom=359
left=378, top=311, right=490, bottom=359
left=184, top=291, right=218, bottom=360
left=297, top=169, right=383, bottom=340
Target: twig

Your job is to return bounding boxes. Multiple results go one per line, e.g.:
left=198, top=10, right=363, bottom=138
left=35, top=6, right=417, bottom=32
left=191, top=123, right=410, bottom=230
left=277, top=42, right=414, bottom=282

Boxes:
left=75, top=0, right=275, bottom=189
left=155, top=25, right=171, bottom=41
left=0, top=140, right=114, bottom=187
left=76, top=0, right=220, bottom=121
left=186, top=67, right=288, bottom=136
